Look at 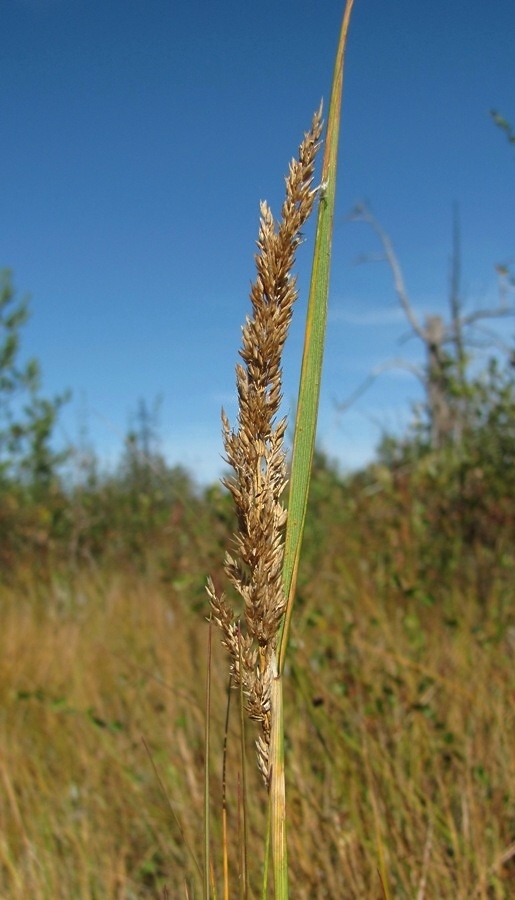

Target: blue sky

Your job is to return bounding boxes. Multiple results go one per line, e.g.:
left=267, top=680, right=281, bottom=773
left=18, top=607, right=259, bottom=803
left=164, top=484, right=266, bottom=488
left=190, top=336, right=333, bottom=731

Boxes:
left=2, top=0, right=514, bottom=485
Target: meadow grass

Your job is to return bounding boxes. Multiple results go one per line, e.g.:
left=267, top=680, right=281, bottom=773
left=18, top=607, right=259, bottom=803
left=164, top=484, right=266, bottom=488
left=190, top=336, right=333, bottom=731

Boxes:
left=0, top=535, right=514, bottom=897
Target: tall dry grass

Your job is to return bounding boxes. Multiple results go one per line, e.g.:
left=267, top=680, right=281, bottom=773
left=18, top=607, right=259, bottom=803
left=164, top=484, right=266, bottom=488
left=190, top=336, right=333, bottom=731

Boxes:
left=1, top=545, right=514, bottom=897
left=208, top=4, right=356, bottom=892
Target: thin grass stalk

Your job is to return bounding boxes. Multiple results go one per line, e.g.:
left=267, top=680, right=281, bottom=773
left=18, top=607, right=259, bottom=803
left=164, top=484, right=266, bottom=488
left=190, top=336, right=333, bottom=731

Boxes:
left=204, top=620, right=213, bottom=900
left=142, top=738, right=203, bottom=890
left=361, top=720, right=392, bottom=900
left=237, top=637, right=250, bottom=900
left=261, top=799, right=272, bottom=899
left=278, top=0, right=355, bottom=675
left=237, top=772, right=246, bottom=900
left=268, top=654, right=287, bottom=896
left=210, top=863, right=218, bottom=900
left=221, top=676, right=231, bottom=900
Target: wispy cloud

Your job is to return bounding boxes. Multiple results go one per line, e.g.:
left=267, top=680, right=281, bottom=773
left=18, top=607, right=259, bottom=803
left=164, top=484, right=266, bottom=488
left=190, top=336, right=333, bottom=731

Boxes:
left=329, top=305, right=406, bottom=326
left=329, top=293, right=470, bottom=328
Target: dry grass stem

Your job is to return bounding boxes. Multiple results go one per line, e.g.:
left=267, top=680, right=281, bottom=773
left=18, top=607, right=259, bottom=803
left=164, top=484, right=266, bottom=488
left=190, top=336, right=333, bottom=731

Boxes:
left=207, top=108, right=323, bottom=782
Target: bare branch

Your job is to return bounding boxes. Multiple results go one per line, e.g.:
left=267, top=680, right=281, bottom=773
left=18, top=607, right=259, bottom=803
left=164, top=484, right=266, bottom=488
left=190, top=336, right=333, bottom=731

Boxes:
left=459, top=302, right=515, bottom=329
left=334, top=358, right=424, bottom=414
left=350, top=203, right=425, bottom=339
left=350, top=202, right=515, bottom=344
left=449, top=204, right=466, bottom=387
left=462, top=323, right=515, bottom=355
left=345, top=201, right=515, bottom=449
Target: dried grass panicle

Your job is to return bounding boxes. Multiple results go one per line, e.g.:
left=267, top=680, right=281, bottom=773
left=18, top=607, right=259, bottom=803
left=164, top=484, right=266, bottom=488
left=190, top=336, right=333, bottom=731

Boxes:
left=208, top=108, right=323, bottom=779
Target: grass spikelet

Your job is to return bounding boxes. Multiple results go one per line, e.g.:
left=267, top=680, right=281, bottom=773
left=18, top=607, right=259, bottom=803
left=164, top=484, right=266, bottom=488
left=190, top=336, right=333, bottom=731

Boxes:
left=207, top=109, right=323, bottom=783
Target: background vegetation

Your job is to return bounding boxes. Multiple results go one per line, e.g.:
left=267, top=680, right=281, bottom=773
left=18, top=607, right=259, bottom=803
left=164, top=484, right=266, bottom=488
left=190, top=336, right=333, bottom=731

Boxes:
left=0, top=260, right=514, bottom=897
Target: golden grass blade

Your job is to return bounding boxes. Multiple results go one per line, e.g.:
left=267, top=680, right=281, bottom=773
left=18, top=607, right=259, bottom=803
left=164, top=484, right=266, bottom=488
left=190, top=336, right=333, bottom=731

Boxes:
left=360, top=718, right=393, bottom=900
left=141, top=737, right=203, bottom=887
left=278, top=0, right=355, bottom=675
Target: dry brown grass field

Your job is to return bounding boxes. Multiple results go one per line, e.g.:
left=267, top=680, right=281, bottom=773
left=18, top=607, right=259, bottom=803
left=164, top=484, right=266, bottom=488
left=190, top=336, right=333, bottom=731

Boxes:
left=1, top=470, right=514, bottom=898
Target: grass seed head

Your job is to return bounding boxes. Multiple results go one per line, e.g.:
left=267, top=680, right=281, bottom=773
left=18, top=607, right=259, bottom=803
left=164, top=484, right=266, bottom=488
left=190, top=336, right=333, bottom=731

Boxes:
left=208, top=108, right=323, bottom=777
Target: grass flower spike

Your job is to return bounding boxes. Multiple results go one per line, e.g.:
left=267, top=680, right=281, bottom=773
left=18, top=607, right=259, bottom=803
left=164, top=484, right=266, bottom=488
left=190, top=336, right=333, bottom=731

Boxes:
left=207, top=109, right=323, bottom=783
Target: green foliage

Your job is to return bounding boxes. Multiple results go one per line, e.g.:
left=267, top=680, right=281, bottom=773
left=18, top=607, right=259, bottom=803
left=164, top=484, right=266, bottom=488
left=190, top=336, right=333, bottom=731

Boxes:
left=0, top=269, right=69, bottom=488
left=462, top=356, right=515, bottom=476
left=378, top=347, right=515, bottom=471
left=356, top=353, right=514, bottom=605
left=0, top=270, right=71, bottom=572
left=491, top=109, right=515, bottom=147
left=300, top=448, right=348, bottom=581
left=62, top=397, right=229, bottom=585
